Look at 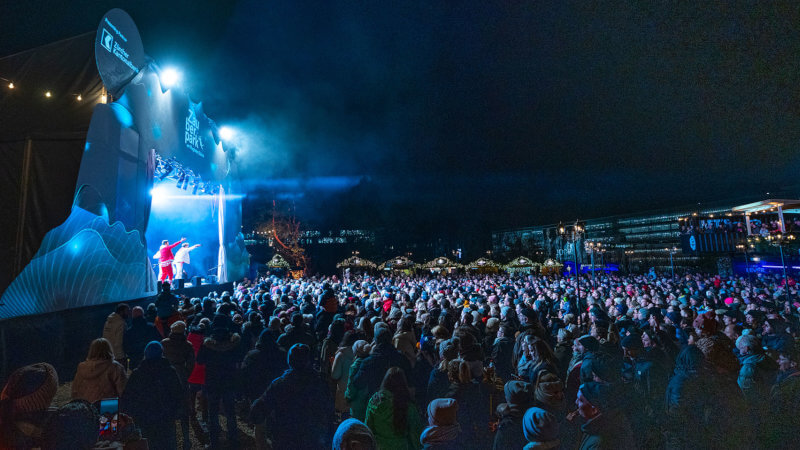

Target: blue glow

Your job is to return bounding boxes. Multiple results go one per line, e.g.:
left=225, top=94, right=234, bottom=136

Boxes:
left=160, top=67, right=181, bottom=88
left=109, top=103, right=134, bottom=128
left=84, top=142, right=91, bottom=152
left=152, top=125, right=162, bottom=139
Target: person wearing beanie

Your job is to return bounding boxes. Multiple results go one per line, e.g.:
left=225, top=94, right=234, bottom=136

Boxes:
left=250, top=344, right=334, bottom=449
left=161, top=321, right=195, bottom=387
left=121, top=340, right=186, bottom=450
left=420, top=398, right=461, bottom=450
left=72, top=338, right=127, bottom=404
left=736, top=334, right=778, bottom=423
left=315, top=288, right=339, bottom=341
left=762, top=318, right=790, bottom=354
left=493, top=381, right=534, bottom=450
left=0, top=362, right=59, bottom=449
left=277, top=311, right=317, bottom=354
left=767, top=344, right=800, bottom=447
left=124, top=306, right=162, bottom=370
left=196, top=316, right=243, bottom=448
left=350, top=322, right=412, bottom=410
left=512, top=308, right=547, bottom=373
left=333, top=418, right=377, bottom=450
left=576, top=382, right=635, bottom=450
left=428, top=338, right=460, bottom=405
left=522, top=407, right=560, bottom=449
left=345, top=340, right=373, bottom=421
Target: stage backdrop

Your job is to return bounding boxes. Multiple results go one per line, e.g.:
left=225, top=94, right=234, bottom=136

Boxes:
left=0, top=9, right=248, bottom=320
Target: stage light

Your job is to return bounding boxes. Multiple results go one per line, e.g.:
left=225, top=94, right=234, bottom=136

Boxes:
left=160, top=67, right=181, bottom=88
left=219, top=126, right=234, bottom=141
left=45, top=91, right=52, bottom=98
left=7, top=82, right=13, bottom=89
left=101, top=94, right=108, bottom=103
left=77, top=94, right=82, bottom=101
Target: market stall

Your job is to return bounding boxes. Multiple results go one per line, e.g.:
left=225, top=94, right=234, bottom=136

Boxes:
left=466, top=257, right=501, bottom=274
left=419, top=257, right=462, bottom=274
left=504, top=256, right=537, bottom=275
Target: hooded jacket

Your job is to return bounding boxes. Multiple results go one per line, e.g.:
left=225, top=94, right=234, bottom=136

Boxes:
left=240, top=330, right=287, bottom=399
left=102, top=312, right=127, bottom=359
left=196, top=331, right=242, bottom=391
left=161, top=332, right=195, bottom=384
left=71, top=358, right=127, bottom=403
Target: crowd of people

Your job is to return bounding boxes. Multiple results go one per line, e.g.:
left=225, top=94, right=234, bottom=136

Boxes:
left=680, top=215, right=800, bottom=236
left=2, top=270, right=800, bottom=449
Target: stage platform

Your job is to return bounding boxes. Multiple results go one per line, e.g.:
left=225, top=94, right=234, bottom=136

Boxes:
left=0, top=281, right=233, bottom=383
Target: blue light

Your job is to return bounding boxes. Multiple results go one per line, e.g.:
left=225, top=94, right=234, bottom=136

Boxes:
left=84, top=142, right=91, bottom=152
left=160, top=67, right=181, bottom=88
left=109, top=103, right=134, bottom=128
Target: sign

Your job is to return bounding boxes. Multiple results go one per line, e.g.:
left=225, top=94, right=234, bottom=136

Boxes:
left=95, top=9, right=145, bottom=95
left=689, top=235, right=697, bottom=251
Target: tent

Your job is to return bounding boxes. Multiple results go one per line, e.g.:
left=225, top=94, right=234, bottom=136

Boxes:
left=540, top=258, right=563, bottom=276
left=379, top=256, right=416, bottom=273
left=504, top=256, right=537, bottom=274
left=420, top=256, right=461, bottom=273
left=336, top=255, right=377, bottom=270
left=466, top=257, right=501, bottom=274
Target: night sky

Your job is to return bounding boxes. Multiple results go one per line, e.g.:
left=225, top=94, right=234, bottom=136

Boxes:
left=3, top=1, right=800, bottom=245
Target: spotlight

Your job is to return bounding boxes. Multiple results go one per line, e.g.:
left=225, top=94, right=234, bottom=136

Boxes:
left=77, top=94, right=82, bottom=101
left=45, top=91, right=52, bottom=98
left=160, top=67, right=181, bottom=88
left=7, top=82, right=14, bottom=89
left=219, top=126, right=234, bottom=141
left=101, top=94, right=108, bottom=103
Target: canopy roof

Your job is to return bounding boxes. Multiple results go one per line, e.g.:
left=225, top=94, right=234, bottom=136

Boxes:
left=336, top=256, right=377, bottom=269
left=731, top=199, right=800, bottom=215
left=466, top=257, right=501, bottom=269
left=542, top=258, right=563, bottom=267
left=421, top=256, right=461, bottom=269
left=505, top=256, right=536, bottom=268
left=379, top=255, right=415, bottom=270
left=266, top=253, right=290, bottom=269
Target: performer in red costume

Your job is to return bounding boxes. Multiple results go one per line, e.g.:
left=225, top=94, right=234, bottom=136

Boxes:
left=158, top=237, right=185, bottom=282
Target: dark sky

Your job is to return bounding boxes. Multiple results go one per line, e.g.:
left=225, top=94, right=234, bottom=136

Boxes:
left=3, top=1, right=800, bottom=243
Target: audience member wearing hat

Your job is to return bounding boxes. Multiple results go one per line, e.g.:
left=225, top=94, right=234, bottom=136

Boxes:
left=250, top=343, right=335, bottom=449
left=120, top=340, right=186, bottom=450
left=576, top=382, right=636, bottom=450
left=0, top=362, right=58, bottom=449
left=522, top=407, right=560, bottom=449
left=493, top=381, right=534, bottom=450
left=333, top=418, right=377, bottom=450
left=420, top=398, right=461, bottom=449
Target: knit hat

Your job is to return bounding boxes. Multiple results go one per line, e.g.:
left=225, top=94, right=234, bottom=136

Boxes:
left=144, top=341, right=163, bottom=360
left=638, top=307, right=650, bottom=319
left=535, top=372, right=564, bottom=407
left=373, top=323, right=392, bottom=345
left=352, top=340, right=371, bottom=358
left=332, top=418, right=377, bottom=450
left=427, top=398, right=458, bottom=426
left=485, top=317, right=500, bottom=333
left=0, top=362, right=58, bottom=414
left=579, top=382, right=612, bottom=410
left=666, top=311, right=681, bottom=325
left=519, top=308, right=537, bottom=324
left=503, top=381, right=533, bottom=406
left=621, top=334, right=643, bottom=351
left=170, top=320, right=186, bottom=334
left=522, top=407, right=560, bottom=446
left=577, top=335, right=600, bottom=353
left=439, top=339, right=459, bottom=361
left=288, top=343, right=311, bottom=369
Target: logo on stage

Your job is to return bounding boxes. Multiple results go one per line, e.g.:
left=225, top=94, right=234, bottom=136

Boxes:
left=101, top=29, right=113, bottom=52
left=185, top=108, right=205, bottom=158
left=689, top=235, right=697, bottom=251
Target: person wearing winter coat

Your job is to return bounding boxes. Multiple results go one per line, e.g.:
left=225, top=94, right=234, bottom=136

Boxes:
left=575, top=382, right=636, bottom=450
left=321, top=319, right=347, bottom=390
left=490, top=326, right=515, bottom=382
left=351, top=325, right=412, bottom=405
left=420, top=398, right=461, bottom=450
left=186, top=318, right=209, bottom=425
left=240, top=328, right=288, bottom=401
left=120, top=341, right=186, bottom=450
left=767, top=345, right=800, bottom=448
left=240, top=311, right=265, bottom=352
left=365, top=367, right=423, bottom=450
left=333, top=418, right=377, bottom=450
left=161, top=321, right=195, bottom=385
left=522, top=407, right=561, bottom=450
left=664, top=345, right=709, bottom=449
left=493, top=380, right=534, bottom=450
left=250, top=343, right=335, bottom=449
left=331, top=331, right=358, bottom=414
left=196, top=317, right=242, bottom=448
left=345, top=340, right=373, bottom=422
left=444, top=360, right=491, bottom=449
left=102, top=303, right=130, bottom=366
left=428, top=339, right=459, bottom=406
left=393, top=316, right=418, bottom=366
left=71, top=338, right=127, bottom=404
left=277, top=312, right=316, bottom=353
left=124, top=306, right=162, bottom=370
left=737, top=333, right=779, bottom=440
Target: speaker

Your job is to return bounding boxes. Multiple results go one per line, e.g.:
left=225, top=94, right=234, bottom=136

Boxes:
left=192, top=276, right=203, bottom=286
left=172, top=279, right=185, bottom=290
left=207, top=275, right=217, bottom=284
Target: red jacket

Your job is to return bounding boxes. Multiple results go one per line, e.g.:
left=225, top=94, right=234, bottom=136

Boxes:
left=159, top=241, right=182, bottom=266
left=187, top=331, right=206, bottom=385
